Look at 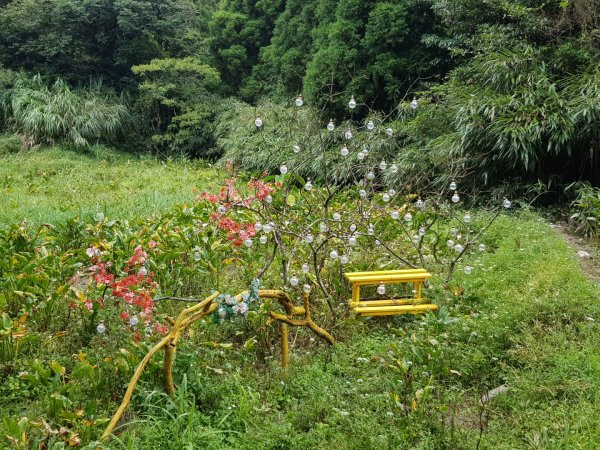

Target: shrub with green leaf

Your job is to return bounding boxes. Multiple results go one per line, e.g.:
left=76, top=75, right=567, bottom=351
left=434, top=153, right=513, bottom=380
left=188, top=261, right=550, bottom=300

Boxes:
left=446, top=40, right=600, bottom=185
left=132, top=57, right=222, bottom=158
left=0, top=66, right=18, bottom=130
left=216, top=99, right=402, bottom=184
left=569, top=182, right=600, bottom=236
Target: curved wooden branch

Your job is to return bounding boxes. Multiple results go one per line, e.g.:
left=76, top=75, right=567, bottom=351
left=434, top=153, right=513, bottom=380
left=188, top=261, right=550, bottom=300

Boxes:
left=102, top=288, right=334, bottom=442
left=279, top=322, right=289, bottom=369
left=101, top=292, right=221, bottom=441
left=163, top=342, right=176, bottom=396
left=101, top=333, right=173, bottom=440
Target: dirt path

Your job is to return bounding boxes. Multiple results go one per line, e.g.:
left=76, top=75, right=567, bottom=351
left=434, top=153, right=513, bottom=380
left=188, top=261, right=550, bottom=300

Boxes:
left=551, top=223, right=600, bottom=284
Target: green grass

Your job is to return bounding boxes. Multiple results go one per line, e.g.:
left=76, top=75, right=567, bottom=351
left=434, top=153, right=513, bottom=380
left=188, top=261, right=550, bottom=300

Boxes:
left=0, top=136, right=221, bottom=225
left=1, top=140, right=599, bottom=448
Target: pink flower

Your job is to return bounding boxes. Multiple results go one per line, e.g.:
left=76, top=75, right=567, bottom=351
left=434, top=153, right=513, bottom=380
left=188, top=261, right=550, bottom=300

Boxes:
left=149, top=240, right=157, bottom=249
left=127, top=246, right=147, bottom=266
left=86, top=247, right=100, bottom=258
left=153, top=323, right=169, bottom=335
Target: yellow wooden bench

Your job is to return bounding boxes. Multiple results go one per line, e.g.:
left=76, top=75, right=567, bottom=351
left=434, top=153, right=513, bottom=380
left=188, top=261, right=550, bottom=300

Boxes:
left=344, top=269, right=438, bottom=316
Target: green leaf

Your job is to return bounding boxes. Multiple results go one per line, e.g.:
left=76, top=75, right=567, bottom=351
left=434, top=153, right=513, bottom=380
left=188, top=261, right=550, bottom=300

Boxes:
left=243, top=337, right=256, bottom=351
left=49, top=361, right=65, bottom=376
left=2, top=313, right=12, bottom=330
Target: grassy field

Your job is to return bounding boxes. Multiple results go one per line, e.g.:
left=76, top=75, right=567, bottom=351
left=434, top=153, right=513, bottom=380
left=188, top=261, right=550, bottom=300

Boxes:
left=107, top=213, right=600, bottom=449
left=1, top=142, right=599, bottom=448
left=0, top=135, right=221, bottom=225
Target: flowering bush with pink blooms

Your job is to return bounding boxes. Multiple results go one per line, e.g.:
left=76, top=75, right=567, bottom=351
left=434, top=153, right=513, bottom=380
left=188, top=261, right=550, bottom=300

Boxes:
left=70, top=244, right=165, bottom=340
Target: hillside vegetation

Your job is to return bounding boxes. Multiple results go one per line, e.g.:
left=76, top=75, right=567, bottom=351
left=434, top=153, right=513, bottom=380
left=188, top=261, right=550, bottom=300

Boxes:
left=1, top=1, right=600, bottom=448
left=0, top=0, right=598, bottom=191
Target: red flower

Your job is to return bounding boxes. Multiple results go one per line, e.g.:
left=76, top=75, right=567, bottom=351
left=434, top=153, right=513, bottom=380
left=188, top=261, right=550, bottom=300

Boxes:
left=197, top=192, right=219, bottom=203
left=248, top=179, right=275, bottom=200
left=153, top=323, right=169, bottom=335
left=127, top=246, right=147, bottom=266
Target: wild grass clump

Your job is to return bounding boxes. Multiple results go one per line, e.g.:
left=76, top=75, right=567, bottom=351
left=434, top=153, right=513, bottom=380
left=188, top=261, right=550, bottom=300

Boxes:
left=5, top=75, right=130, bottom=149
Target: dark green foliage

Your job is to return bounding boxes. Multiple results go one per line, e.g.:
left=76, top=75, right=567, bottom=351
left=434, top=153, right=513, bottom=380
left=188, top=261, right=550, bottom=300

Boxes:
left=0, top=0, right=121, bottom=80
left=132, top=57, right=222, bottom=157
left=247, top=0, right=321, bottom=99
left=303, top=0, right=445, bottom=113
left=243, top=0, right=447, bottom=112
left=0, top=0, right=214, bottom=84
left=0, top=66, right=18, bottom=129
left=208, top=0, right=285, bottom=97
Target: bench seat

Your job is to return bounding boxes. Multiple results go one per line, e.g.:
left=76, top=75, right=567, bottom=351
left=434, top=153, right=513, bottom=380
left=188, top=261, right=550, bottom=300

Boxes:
left=344, top=268, right=437, bottom=317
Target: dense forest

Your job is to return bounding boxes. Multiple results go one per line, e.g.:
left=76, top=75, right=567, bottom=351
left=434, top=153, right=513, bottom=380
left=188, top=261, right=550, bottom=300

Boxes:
left=0, top=0, right=599, bottom=192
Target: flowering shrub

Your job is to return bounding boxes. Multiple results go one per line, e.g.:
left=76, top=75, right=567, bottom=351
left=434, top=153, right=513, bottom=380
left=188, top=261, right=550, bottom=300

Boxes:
left=198, top=176, right=279, bottom=246
left=71, top=244, right=166, bottom=339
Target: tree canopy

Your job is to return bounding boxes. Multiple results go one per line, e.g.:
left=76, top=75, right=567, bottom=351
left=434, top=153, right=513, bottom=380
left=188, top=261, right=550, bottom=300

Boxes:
left=0, top=0, right=598, bottom=187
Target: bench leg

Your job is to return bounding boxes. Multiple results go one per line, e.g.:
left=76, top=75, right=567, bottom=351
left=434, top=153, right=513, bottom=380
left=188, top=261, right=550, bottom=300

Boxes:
left=414, top=281, right=422, bottom=301
left=351, top=284, right=360, bottom=308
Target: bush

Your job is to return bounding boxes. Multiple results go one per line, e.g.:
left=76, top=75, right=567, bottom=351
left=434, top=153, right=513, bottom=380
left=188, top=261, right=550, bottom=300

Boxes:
left=427, top=39, right=600, bottom=187
left=569, top=182, right=600, bottom=237
left=6, top=75, right=130, bottom=149
left=132, top=57, right=222, bottom=158
left=0, top=135, right=20, bottom=155
left=0, top=66, right=18, bottom=130
left=215, top=95, right=488, bottom=198
left=216, top=98, right=404, bottom=185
